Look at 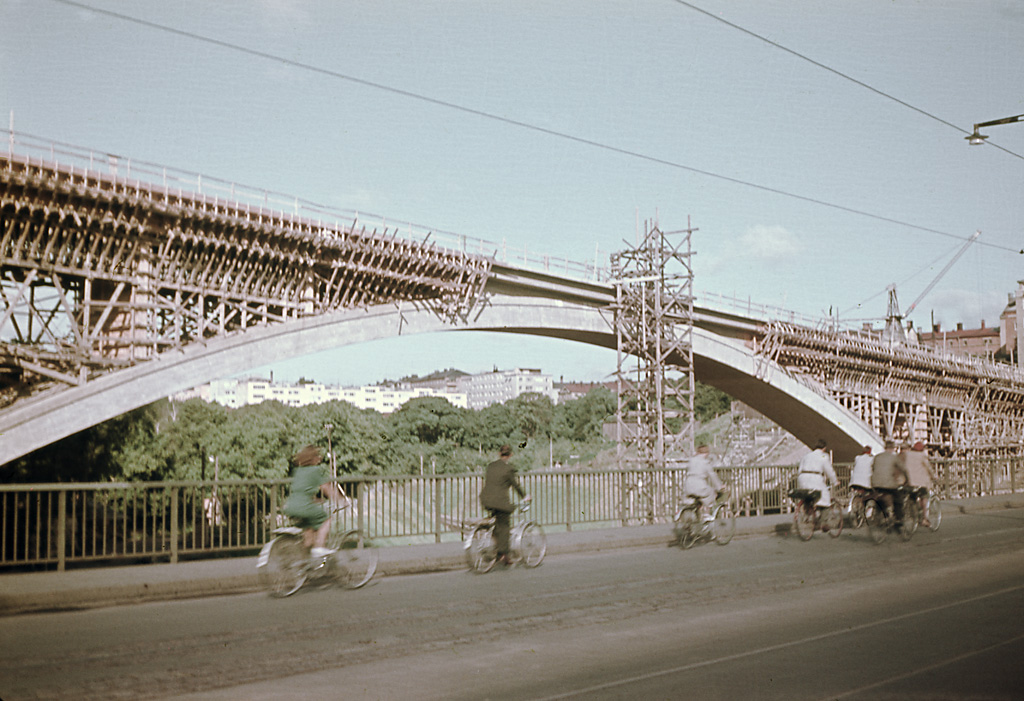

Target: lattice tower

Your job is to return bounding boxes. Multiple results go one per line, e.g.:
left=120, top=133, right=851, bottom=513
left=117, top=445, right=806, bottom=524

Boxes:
left=611, top=219, right=696, bottom=470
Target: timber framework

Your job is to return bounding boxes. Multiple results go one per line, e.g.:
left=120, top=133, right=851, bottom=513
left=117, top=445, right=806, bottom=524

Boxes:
left=0, top=154, right=492, bottom=405
left=758, top=321, right=1024, bottom=458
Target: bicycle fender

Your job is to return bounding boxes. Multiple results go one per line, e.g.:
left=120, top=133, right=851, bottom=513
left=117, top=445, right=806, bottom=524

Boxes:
left=256, top=539, right=275, bottom=568
left=273, top=526, right=304, bottom=536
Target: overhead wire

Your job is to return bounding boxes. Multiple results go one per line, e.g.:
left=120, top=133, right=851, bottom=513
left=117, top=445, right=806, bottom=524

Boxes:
left=671, top=0, right=1024, bottom=162
left=839, top=242, right=966, bottom=318
left=47, top=0, right=1021, bottom=256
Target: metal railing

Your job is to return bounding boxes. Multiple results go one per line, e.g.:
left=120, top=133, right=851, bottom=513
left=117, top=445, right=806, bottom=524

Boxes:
left=2, top=457, right=1021, bottom=570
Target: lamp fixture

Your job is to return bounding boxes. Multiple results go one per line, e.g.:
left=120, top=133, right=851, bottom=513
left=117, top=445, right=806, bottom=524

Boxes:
left=966, top=113, right=1024, bottom=145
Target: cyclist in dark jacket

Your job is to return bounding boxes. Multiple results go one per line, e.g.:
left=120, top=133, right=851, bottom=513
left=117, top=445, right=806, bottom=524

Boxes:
left=480, top=444, right=530, bottom=566
left=871, top=439, right=910, bottom=522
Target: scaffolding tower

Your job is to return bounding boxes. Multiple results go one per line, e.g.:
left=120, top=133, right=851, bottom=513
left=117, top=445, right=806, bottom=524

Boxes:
left=611, top=219, right=697, bottom=470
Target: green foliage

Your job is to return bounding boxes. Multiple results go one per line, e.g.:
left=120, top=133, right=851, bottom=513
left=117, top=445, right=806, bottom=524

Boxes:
left=695, top=383, right=731, bottom=422
left=507, top=392, right=555, bottom=441
left=555, top=386, right=616, bottom=442
left=465, top=402, right=521, bottom=453
left=8, top=381, right=733, bottom=482
left=389, top=396, right=469, bottom=446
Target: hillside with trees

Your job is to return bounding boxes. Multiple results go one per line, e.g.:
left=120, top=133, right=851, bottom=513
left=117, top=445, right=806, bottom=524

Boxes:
left=2, top=383, right=732, bottom=483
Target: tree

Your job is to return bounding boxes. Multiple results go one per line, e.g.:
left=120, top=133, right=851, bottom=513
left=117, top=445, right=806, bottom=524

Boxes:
left=465, top=402, right=520, bottom=453
left=145, top=399, right=231, bottom=481
left=507, top=392, right=555, bottom=443
left=555, top=386, right=616, bottom=442
left=695, top=383, right=731, bottom=423
left=289, top=401, right=389, bottom=476
left=388, top=396, right=469, bottom=446
left=214, top=402, right=297, bottom=479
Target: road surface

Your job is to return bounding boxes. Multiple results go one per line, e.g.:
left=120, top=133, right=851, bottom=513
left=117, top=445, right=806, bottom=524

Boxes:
left=2, top=505, right=1022, bottom=700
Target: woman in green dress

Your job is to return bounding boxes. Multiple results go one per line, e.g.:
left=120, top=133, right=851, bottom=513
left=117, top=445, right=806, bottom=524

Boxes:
left=282, top=445, right=346, bottom=558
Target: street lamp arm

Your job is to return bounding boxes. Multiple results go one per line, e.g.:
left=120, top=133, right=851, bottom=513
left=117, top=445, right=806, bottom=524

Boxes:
left=974, top=113, right=1024, bottom=130
left=967, top=113, right=1024, bottom=144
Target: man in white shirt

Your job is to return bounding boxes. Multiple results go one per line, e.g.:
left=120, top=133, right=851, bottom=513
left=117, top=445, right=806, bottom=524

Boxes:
left=683, top=444, right=724, bottom=521
left=848, top=445, right=874, bottom=524
left=796, top=439, right=838, bottom=508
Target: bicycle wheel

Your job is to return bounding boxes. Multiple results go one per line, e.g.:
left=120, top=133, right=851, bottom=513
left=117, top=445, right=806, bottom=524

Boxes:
left=676, top=508, right=699, bottom=549
left=622, top=489, right=655, bottom=526
left=467, top=524, right=497, bottom=574
left=794, top=503, right=816, bottom=541
left=849, top=496, right=866, bottom=529
left=899, top=500, right=918, bottom=542
left=334, top=530, right=378, bottom=589
left=712, top=503, right=736, bottom=545
left=865, top=499, right=888, bottom=545
left=926, top=496, right=942, bottom=531
left=822, top=503, right=844, bottom=538
left=517, top=522, right=547, bottom=567
left=256, top=534, right=307, bottom=598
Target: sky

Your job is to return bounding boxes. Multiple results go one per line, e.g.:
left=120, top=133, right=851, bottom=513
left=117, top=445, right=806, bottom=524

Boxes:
left=2, top=0, right=1022, bottom=387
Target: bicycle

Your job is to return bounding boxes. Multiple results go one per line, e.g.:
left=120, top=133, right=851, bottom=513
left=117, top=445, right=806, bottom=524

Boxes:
left=257, top=501, right=378, bottom=597
left=672, top=489, right=736, bottom=549
left=465, top=503, right=547, bottom=574
left=907, top=486, right=942, bottom=531
left=619, top=473, right=658, bottom=526
left=864, top=487, right=918, bottom=545
left=846, top=486, right=872, bottom=529
left=789, top=488, right=843, bottom=541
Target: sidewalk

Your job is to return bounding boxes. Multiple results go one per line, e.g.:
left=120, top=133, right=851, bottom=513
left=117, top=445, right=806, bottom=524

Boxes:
left=2, top=493, right=1021, bottom=616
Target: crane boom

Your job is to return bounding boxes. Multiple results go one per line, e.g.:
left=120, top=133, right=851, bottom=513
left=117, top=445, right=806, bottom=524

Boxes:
left=904, top=231, right=980, bottom=318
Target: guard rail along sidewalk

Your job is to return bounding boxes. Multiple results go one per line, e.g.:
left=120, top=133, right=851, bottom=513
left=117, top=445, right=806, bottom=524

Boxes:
left=2, top=457, right=1021, bottom=571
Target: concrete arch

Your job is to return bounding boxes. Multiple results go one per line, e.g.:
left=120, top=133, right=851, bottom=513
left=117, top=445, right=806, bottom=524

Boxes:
left=0, top=297, right=880, bottom=466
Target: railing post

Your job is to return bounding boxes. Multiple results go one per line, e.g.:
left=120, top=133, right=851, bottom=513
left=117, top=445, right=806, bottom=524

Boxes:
left=564, top=473, right=572, bottom=532
left=170, top=487, right=179, bottom=564
left=56, top=489, right=66, bottom=572
left=433, top=476, right=442, bottom=544
left=270, top=485, right=278, bottom=531
left=757, top=467, right=764, bottom=516
left=358, top=478, right=366, bottom=535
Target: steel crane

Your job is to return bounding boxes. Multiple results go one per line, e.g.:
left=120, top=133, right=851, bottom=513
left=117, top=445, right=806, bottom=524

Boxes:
left=903, top=230, right=981, bottom=320
left=882, top=230, right=980, bottom=346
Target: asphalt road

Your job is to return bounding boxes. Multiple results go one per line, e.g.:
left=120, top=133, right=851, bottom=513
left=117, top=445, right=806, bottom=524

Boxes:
left=2, top=506, right=1022, bottom=700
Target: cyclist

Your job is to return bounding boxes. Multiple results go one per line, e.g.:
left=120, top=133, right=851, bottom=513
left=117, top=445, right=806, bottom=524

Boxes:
left=904, top=441, right=936, bottom=527
left=480, top=444, right=531, bottom=566
left=682, top=444, right=725, bottom=522
left=870, top=439, right=910, bottom=524
left=849, top=445, right=874, bottom=518
left=796, top=439, right=838, bottom=524
left=282, top=445, right=346, bottom=559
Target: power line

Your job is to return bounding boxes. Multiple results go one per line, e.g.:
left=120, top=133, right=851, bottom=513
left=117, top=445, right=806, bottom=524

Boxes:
left=48, top=0, right=1021, bottom=255
left=672, top=0, right=1024, bottom=162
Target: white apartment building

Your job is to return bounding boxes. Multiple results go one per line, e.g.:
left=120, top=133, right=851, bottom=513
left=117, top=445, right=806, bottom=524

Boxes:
left=173, top=378, right=467, bottom=413
left=174, top=367, right=555, bottom=413
left=456, top=368, right=558, bottom=410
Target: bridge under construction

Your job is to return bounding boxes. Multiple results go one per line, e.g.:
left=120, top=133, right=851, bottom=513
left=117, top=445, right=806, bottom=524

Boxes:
left=2, top=137, right=1022, bottom=467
